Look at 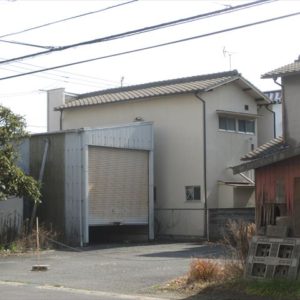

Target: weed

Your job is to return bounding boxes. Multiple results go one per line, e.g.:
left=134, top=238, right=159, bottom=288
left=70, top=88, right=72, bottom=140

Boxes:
left=0, top=218, right=58, bottom=254
left=187, top=259, right=222, bottom=284
left=222, top=259, right=244, bottom=281
left=223, top=219, right=255, bottom=266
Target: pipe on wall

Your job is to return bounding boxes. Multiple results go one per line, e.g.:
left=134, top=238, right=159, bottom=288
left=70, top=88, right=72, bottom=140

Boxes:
left=59, top=109, right=63, bottom=131
left=265, top=104, right=276, bottom=138
left=195, top=92, right=208, bottom=240
left=258, top=103, right=276, bottom=139
left=273, top=77, right=285, bottom=142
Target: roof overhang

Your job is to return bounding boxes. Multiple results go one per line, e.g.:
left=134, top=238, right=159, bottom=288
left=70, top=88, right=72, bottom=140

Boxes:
left=218, top=180, right=254, bottom=187
left=235, top=77, right=271, bottom=104
left=216, top=110, right=259, bottom=119
left=262, top=71, right=300, bottom=79
left=203, top=76, right=271, bottom=104
left=231, top=146, right=300, bottom=174
left=53, top=71, right=269, bottom=111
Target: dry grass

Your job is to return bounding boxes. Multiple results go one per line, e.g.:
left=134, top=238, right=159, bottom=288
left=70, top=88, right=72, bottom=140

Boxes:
left=187, top=259, right=223, bottom=284
left=0, top=219, right=58, bottom=254
left=161, top=220, right=256, bottom=297
left=223, top=220, right=255, bottom=265
left=222, top=259, right=244, bottom=280
left=12, top=225, right=58, bottom=252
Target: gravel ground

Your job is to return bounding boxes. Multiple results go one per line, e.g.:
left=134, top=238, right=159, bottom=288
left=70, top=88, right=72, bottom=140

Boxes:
left=0, top=242, right=226, bottom=299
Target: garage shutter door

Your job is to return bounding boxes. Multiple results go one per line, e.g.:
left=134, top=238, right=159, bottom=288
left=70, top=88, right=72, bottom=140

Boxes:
left=88, top=146, right=149, bottom=225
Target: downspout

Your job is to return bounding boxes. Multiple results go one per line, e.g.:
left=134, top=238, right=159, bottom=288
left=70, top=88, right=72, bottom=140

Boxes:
left=195, top=92, right=208, bottom=240
left=59, top=109, right=63, bottom=131
left=265, top=104, right=276, bottom=138
left=273, top=77, right=285, bottom=141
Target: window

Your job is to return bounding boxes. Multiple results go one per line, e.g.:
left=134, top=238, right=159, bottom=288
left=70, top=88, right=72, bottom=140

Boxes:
left=218, top=116, right=255, bottom=134
left=185, top=186, right=201, bottom=201
left=238, top=119, right=255, bottom=133
left=219, top=116, right=236, bottom=131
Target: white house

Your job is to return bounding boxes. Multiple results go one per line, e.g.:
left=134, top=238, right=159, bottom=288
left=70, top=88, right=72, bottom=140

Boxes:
left=47, top=70, right=274, bottom=239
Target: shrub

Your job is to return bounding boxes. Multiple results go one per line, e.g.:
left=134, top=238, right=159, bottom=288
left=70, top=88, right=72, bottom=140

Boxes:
left=187, top=259, right=222, bottom=283
left=223, top=220, right=255, bottom=266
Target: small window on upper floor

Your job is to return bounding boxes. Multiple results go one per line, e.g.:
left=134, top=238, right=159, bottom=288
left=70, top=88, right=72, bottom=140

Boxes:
left=219, top=116, right=236, bottom=131
left=238, top=119, right=255, bottom=134
left=218, top=116, right=255, bottom=134
left=185, top=186, right=201, bottom=201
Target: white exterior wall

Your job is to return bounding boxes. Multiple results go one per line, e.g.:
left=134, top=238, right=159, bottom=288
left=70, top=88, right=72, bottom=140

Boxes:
left=282, top=76, right=300, bottom=146
left=218, top=184, right=255, bottom=208
left=202, top=83, right=259, bottom=208
left=271, top=103, right=283, bottom=137
left=62, top=94, right=206, bottom=237
left=47, top=88, right=65, bottom=132
left=257, top=105, right=275, bottom=145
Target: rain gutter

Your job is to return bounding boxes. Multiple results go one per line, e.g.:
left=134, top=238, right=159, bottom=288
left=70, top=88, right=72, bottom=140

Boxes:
left=195, top=92, right=208, bottom=240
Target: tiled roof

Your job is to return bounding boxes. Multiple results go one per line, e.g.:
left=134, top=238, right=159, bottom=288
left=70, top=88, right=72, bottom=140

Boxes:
left=262, top=56, right=300, bottom=78
left=55, top=71, right=242, bottom=110
left=241, top=136, right=288, bottom=161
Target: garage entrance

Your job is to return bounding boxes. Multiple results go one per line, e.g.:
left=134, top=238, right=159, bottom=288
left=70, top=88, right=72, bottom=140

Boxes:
left=88, top=146, right=149, bottom=241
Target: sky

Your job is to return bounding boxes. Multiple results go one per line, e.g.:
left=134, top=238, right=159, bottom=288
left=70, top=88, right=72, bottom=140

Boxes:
left=0, top=0, right=299, bottom=133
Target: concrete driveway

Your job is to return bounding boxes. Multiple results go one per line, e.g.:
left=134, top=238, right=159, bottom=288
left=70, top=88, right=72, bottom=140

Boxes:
left=0, top=242, right=225, bottom=300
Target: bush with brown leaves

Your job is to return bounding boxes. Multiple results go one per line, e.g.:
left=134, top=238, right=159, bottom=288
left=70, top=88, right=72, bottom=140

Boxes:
left=223, top=219, right=255, bottom=266
left=187, top=259, right=222, bottom=283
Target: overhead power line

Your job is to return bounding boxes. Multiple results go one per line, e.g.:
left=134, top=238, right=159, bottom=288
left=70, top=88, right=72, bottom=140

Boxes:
left=9, top=60, right=119, bottom=85
left=0, top=10, right=298, bottom=82
left=0, top=0, right=275, bottom=65
left=0, top=38, right=53, bottom=49
left=0, top=57, right=119, bottom=89
left=0, top=66, right=113, bottom=89
left=0, top=0, right=138, bottom=39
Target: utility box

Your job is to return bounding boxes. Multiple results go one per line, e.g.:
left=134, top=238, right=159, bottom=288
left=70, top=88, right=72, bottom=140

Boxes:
left=23, top=122, right=154, bottom=245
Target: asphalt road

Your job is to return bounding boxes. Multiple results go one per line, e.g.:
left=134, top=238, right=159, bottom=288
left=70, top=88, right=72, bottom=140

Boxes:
left=0, top=242, right=225, bottom=300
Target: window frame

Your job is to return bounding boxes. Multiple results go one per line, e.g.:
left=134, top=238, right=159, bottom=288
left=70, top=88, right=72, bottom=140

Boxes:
left=238, top=119, right=255, bottom=134
left=219, top=116, right=236, bottom=132
left=218, top=115, right=255, bottom=135
left=185, top=185, right=201, bottom=201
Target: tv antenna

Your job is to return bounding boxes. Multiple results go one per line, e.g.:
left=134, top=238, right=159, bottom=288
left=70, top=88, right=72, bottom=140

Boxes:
left=120, top=76, right=125, bottom=87
left=223, top=47, right=235, bottom=70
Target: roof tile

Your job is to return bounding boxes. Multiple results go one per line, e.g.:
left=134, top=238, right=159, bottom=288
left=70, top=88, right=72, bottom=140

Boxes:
left=55, top=71, right=240, bottom=110
left=262, top=56, right=300, bottom=78
left=241, top=136, right=288, bottom=161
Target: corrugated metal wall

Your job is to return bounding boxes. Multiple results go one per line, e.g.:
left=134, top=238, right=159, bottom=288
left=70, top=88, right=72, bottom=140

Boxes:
left=27, top=123, right=153, bottom=245
left=84, top=124, right=153, bottom=150
left=30, top=134, right=66, bottom=233
left=64, top=132, right=82, bottom=245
